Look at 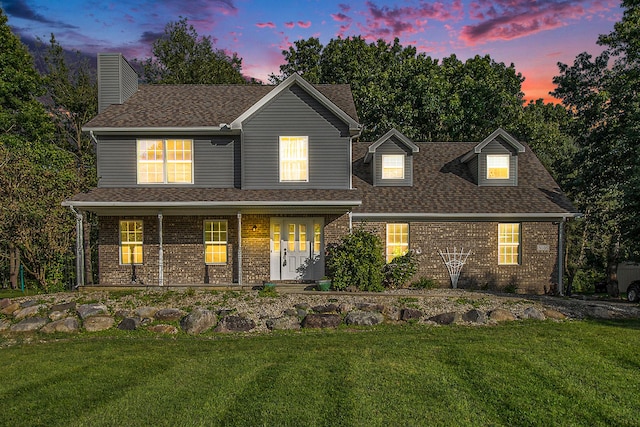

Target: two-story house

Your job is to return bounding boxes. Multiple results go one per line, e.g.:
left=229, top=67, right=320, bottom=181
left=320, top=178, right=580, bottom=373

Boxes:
left=64, top=53, right=579, bottom=294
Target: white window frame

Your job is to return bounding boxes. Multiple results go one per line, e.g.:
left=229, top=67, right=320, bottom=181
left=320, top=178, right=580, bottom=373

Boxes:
left=487, top=154, right=510, bottom=180
left=279, top=136, right=309, bottom=182
left=381, top=154, right=405, bottom=179
left=120, top=220, right=143, bottom=265
left=386, top=223, right=409, bottom=262
left=137, top=139, right=194, bottom=184
left=204, top=220, right=228, bottom=265
left=498, top=223, right=520, bottom=265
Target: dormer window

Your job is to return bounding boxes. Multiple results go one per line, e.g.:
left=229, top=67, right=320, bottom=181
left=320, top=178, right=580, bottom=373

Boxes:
left=381, top=155, right=405, bottom=179
left=487, top=154, right=510, bottom=179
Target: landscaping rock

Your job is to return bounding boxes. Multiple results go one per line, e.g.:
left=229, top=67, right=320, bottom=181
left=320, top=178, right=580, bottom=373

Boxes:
left=312, top=304, right=340, bottom=314
left=0, top=302, right=19, bottom=316
left=266, top=316, right=301, bottom=331
left=115, top=309, right=133, bottom=318
left=489, top=309, right=516, bottom=322
left=429, top=312, right=461, bottom=325
left=338, top=303, right=355, bottom=313
left=344, top=310, right=384, bottom=326
left=301, top=313, right=342, bottom=328
left=154, top=308, right=185, bottom=321
left=0, top=319, right=11, bottom=331
left=544, top=309, right=567, bottom=320
left=148, top=324, right=178, bottom=334
left=180, top=308, right=217, bottom=335
left=117, top=317, right=141, bottom=330
left=14, top=305, right=45, bottom=320
left=77, top=303, right=108, bottom=320
left=401, top=308, right=423, bottom=321
left=49, top=311, right=68, bottom=321
left=356, top=303, right=385, bottom=313
left=522, top=307, right=546, bottom=321
left=83, top=315, right=115, bottom=332
left=283, top=308, right=298, bottom=317
left=215, top=315, right=256, bottom=333
left=462, top=309, right=487, bottom=324
left=295, top=303, right=310, bottom=311
left=10, top=317, right=48, bottom=332
left=50, top=301, right=76, bottom=312
left=20, top=300, right=38, bottom=308
left=0, top=298, right=11, bottom=309
left=383, top=306, right=402, bottom=321
left=41, top=317, right=79, bottom=334
left=134, top=306, right=159, bottom=319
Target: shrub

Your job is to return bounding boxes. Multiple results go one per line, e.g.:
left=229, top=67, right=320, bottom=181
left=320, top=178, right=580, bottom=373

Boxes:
left=382, top=251, right=417, bottom=289
left=327, top=228, right=385, bottom=292
left=411, top=277, right=438, bottom=290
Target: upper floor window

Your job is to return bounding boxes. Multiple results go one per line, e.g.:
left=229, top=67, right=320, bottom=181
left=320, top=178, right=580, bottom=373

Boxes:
left=498, top=223, right=520, bottom=265
left=120, top=220, right=143, bottom=265
left=280, top=136, right=308, bottom=182
left=381, top=154, right=405, bottom=179
left=487, top=154, right=510, bottom=179
left=137, top=139, right=193, bottom=184
left=386, top=223, right=409, bottom=262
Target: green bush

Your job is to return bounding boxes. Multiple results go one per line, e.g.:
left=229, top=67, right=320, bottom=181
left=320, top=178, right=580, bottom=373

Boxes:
left=411, top=277, right=438, bottom=290
left=327, top=228, right=385, bottom=292
left=383, top=251, right=417, bottom=289
left=571, top=269, right=605, bottom=293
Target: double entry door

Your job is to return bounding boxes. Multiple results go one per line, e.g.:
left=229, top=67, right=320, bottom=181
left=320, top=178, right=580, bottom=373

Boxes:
left=270, top=217, right=324, bottom=281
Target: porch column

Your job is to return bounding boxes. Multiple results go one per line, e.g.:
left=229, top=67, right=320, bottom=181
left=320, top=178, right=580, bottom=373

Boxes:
left=557, top=218, right=565, bottom=296
left=237, top=212, right=242, bottom=287
left=70, top=206, right=85, bottom=288
left=158, top=212, right=164, bottom=287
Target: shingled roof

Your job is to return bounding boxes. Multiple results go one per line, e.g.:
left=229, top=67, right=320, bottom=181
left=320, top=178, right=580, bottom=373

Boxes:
left=84, top=83, right=358, bottom=129
left=352, top=141, right=578, bottom=217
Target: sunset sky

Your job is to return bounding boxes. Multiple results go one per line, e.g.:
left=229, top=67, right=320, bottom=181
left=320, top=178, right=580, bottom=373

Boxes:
left=2, top=0, right=622, bottom=102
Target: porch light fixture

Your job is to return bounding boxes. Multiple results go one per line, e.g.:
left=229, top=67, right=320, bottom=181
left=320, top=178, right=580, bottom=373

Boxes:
left=252, top=225, right=257, bottom=232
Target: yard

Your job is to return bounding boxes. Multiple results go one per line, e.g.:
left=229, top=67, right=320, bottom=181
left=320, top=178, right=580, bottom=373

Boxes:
left=1, top=319, right=639, bottom=426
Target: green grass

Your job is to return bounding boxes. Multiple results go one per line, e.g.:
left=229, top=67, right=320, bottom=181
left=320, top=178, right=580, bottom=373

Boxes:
left=1, top=320, right=639, bottom=426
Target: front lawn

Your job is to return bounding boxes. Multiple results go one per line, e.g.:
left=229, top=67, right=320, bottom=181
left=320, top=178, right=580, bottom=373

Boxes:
left=1, top=320, right=639, bottom=426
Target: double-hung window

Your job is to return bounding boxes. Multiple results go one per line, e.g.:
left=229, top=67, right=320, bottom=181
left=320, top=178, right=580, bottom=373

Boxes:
left=487, top=154, right=510, bottom=179
left=120, top=220, right=143, bottom=265
left=386, top=223, right=409, bottom=262
left=498, top=223, right=520, bottom=265
left=279, top=136, right=308, bottom=182
left=381, top=155, right=405, bottom=179
left=137, top=139, right=193, bottom=184
left=204, top=220, right=228, bottom=264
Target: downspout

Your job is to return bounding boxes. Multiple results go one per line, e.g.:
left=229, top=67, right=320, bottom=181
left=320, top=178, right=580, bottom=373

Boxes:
left=557, top=218, right=565, bottom=296
left=69, top=206, right=85, bottom=288
left=158, top=212, right=164, bottom=287
left=348, top=211, right=353, bottom=233
left=237, top=212, right=243, bottom=288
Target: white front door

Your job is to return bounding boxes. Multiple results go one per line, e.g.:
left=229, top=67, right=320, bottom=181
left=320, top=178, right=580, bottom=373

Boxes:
left=270, top=217, right=323, bottom=281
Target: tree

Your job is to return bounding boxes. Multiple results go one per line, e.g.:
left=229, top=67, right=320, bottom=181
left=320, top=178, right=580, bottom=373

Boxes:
left=0, top=9, right=77, bottom=291
left=552, top=0, right=640, bottom=295
left=140, top=18, right=246, bottom=84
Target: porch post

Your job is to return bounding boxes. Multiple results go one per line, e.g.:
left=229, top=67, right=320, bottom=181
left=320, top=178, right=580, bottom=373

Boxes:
left=557, top=218, right=565, bottom=296
left=158, top=212, right=164, bottom=287
left=69, top=206, right=85, bottom=288
left=237, top=212, right=242, bottom=287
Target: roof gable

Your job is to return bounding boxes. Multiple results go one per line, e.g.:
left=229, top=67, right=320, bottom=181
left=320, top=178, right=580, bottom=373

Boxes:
left=364, top=129, right=419, bottom=163
left=461, top=128, right=525, bottom=163
left=230, top=74, right=362, bottom=135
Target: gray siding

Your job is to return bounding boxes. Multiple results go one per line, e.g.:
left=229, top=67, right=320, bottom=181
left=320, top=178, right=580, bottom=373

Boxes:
left=477, top=138, right=518, bottom=186
left=97, top=135, right=238, bottom=188
left=98, top=53, right=138, bottom=113
left=241, top=84, right=351, bottom=189
left=468, top=155, right=479, bottom=183
left=372, top=138, right=413, bottom=186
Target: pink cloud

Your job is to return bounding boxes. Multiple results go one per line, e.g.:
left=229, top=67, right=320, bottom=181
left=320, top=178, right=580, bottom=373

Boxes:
left=284, top=21, right=295, bottom=28
left=360, top=0, right=463, bottom=41
left=297, top=20, right=312, bottom=28
left=461, top=0, right=617, bottom=45
left=338, top=3, right=351, bottom=13
left=256, top=22, right=276, bottom=29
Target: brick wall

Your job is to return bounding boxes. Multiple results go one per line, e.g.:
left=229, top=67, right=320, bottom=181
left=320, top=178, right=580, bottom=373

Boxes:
left=360, top=220, right=558, bottom=294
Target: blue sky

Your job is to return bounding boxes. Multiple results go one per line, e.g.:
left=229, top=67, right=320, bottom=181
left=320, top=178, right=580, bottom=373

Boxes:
left=2, top=0, right=622, bottom=102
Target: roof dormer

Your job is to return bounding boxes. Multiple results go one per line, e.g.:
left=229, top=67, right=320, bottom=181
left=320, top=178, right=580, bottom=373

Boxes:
left=364, top=129, right=419, bottom=187
left=461, top=128, right=525, bottom=186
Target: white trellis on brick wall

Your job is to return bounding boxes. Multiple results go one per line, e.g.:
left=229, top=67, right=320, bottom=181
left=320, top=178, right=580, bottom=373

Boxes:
left=438, top=247, right=472, bottom=289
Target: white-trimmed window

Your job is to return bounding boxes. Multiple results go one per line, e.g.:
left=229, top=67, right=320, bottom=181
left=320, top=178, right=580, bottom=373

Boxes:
left=386, top=223, right=409, bottom=262
left=381, top=154, right=405, bottom=179
left=137, top=139, right=193, bottom=184
left=204, top=220, right=228, bottom=264
left=498, top=223, right=520, bottom=265
left=279, top=136, right=308, bottom=182
left=487, top=154, right=510, bottom=179
left=120, top=220, right=143, bottom=265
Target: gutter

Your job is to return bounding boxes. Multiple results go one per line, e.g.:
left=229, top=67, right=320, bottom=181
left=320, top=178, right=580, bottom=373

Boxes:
left=62, top=200, right=363, bottom=208
left=351, top=212, right=581, bottom=220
